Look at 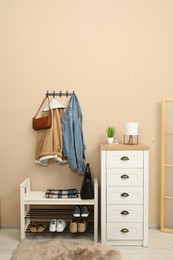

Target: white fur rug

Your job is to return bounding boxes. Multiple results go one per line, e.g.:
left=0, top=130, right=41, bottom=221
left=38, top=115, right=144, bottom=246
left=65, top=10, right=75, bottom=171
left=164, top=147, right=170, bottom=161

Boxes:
left=11, top=239, right=122, bottom=260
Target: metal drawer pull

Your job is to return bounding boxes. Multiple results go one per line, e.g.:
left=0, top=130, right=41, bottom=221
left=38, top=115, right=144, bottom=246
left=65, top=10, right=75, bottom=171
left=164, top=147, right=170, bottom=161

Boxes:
left=121, top=174, right=129, bottom=179
left=120, top=156, right=129, bottom=161
left=121, top=192, right=129, bottom=197
left=121, top=228, right=129, bottom=233
left=121, top=210, right=129, bottom=215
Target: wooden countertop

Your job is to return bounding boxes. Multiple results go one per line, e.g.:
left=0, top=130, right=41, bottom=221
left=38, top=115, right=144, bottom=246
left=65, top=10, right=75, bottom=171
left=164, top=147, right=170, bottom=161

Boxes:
left=100, top=143, right=150, bottom=150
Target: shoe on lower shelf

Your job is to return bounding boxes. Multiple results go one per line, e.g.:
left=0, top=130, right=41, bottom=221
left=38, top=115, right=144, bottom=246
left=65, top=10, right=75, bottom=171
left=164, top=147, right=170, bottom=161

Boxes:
left=78, top=219, right=87, bottom=232
left=49, top=219, right=57, bottom=232
left=81, top=206, right=90, bottom=217
left=56, top=219, right=66, bottom=232
left=29, top=223, right=38, bottom=233
left=70, top=219, right=77, bottom=233
left=73, top=206, right=80, bottom=217
left=37, top=223, right=47, bottom=233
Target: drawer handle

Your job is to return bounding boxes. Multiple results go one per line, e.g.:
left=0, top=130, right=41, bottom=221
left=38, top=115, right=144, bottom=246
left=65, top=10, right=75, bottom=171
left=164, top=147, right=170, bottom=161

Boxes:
left=121, top=192, right=129, bottom=197
left=121, top=228, right=129, bottom=233
left=121, top=156, right=129, bottom=161
left=121, top=210, right=129, bottom=215
left=121, top=174, right=129, bottom=179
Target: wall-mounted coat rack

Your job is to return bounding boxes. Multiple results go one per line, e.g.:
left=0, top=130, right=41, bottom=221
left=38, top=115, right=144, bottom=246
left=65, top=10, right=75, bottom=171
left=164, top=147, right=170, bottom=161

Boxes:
left=46, top=90, right=75, bottom=97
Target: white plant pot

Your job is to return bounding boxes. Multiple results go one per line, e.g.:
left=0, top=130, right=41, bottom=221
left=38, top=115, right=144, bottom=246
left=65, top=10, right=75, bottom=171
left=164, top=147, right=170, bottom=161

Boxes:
left=107, top=137, right=114, bottom=144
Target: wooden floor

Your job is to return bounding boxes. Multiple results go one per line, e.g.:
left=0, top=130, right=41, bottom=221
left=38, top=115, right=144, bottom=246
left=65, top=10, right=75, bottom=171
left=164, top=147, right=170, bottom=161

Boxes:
left=0, top=228, right=173, bottom=260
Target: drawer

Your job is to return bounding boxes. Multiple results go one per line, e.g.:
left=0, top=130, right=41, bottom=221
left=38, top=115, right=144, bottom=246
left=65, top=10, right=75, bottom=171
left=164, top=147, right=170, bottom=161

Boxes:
left=107, top=151, right=143, bottom=168
left=107, top=187, right=143, bottom=204
left=107, top=205, right=143, bottom=222
left=107, top=223, right=143, bottom=240
left=107, top=169, right=143, bottom=186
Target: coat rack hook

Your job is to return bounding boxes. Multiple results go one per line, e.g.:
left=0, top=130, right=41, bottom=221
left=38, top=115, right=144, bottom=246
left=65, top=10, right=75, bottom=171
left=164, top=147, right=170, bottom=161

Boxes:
left=46, top=91, right=49, bottom=97
left=66, top=90, right=68, bottom=97
left=53, top=90, right=55, bottom=97
left=59, top=91, right=62, bottom=97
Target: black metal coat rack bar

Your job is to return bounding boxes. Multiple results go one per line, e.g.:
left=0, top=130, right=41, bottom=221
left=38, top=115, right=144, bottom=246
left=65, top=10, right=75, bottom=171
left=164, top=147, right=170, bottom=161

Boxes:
left=46, top=90, right=75, bottom=97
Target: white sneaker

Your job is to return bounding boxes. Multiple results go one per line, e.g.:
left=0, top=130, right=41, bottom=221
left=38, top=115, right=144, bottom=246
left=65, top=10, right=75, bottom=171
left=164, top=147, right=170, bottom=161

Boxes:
left=56, top=219, right=66, bottom=232
left=49, top=219, right=57, bottom=232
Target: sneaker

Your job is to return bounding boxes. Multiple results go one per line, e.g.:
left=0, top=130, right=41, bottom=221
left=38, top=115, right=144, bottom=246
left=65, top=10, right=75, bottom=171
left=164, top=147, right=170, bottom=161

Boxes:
left=73, top=206, right=80, bottom=217
left=56, top=219, right=66, bottom=232
left=81, top=206, right=90, bottom=217
left=69, top=219, right=77, bottom=233
left=49, top=219, right=57, bottom=232
left=78, top=219, right=87, bottom=232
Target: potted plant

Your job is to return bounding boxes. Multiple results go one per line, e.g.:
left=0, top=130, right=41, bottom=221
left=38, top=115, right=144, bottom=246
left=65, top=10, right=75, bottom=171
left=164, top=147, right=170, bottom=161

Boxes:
left=106, top=127, right=115, bottom=144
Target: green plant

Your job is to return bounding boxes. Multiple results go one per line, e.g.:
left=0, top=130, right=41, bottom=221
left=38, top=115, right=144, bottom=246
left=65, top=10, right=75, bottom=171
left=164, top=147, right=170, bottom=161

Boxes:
left=106, top=127, right=115, bottom=138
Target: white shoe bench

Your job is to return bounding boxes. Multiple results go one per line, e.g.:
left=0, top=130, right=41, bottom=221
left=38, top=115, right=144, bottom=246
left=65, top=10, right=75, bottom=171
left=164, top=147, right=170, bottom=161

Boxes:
left=20, top=178, right=98, bottom=242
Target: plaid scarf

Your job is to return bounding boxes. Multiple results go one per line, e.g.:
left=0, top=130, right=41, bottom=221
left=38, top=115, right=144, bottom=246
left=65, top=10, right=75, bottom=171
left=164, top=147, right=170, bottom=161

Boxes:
left=45, top=188, right=79, bottom=198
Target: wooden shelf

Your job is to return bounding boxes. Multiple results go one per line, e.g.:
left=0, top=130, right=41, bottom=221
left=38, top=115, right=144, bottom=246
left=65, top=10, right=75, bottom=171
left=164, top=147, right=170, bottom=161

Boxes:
left=25, top=221, right=94, bottom=234
left=25, top=207, right=94, bottom=220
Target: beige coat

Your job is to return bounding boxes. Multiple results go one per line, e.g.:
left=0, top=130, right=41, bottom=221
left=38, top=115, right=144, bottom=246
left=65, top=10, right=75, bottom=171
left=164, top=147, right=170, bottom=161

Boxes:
left=35, top=108, right=64, bottom=166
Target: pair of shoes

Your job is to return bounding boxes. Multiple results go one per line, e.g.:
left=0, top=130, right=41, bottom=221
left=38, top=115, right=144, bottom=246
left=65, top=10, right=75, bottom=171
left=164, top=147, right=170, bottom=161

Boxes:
left=73, top=206, right=90, bottom=217
left=69, top=219, right=87, bottom=233
left=29, top=222, right=47, bottom=233
left=49, top=219, right=66, bottom=232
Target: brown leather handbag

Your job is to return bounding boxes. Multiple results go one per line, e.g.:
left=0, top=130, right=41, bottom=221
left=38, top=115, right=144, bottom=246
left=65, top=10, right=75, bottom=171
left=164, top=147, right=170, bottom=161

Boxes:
left=32, top=96, right=52, bottom=130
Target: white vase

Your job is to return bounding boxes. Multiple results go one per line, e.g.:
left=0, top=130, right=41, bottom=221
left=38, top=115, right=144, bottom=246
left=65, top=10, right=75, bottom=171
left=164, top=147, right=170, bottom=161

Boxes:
left=107, top=137, right=114, bottom=144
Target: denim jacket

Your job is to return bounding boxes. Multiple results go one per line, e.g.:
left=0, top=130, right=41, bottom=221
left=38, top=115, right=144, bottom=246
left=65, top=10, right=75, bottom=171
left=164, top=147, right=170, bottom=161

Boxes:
left=62, top=94, right=85, bottom=173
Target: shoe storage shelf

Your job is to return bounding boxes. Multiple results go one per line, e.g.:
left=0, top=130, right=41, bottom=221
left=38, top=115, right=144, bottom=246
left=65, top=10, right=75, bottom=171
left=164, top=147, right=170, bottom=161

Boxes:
left=20, top=178, right=98, bottom=242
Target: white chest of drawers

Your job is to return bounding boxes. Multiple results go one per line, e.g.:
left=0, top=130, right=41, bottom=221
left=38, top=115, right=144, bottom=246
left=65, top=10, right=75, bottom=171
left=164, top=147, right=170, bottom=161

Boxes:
left=100, top=143, right=149, bottom=246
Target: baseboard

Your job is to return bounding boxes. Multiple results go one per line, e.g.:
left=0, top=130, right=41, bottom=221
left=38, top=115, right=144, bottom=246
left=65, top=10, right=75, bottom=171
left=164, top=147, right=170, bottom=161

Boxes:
left=0, top=225, right=20, bottom=229
left=149, top=224, right=160, bottom=229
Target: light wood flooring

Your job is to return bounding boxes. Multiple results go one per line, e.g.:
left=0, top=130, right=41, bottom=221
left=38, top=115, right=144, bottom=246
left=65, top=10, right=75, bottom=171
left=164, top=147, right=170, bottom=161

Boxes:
left=0, top=228, right=173, bottom=260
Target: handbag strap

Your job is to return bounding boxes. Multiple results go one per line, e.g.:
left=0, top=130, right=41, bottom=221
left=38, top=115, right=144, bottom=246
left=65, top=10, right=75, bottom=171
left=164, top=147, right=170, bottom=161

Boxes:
left=33, top=96, right=50, bottom=118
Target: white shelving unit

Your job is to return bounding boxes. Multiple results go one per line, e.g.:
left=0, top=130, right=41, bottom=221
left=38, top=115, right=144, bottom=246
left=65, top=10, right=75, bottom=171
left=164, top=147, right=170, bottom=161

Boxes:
left=20, top=178, right=98, bottom=242
left=100, top=143, right=149, bottom=246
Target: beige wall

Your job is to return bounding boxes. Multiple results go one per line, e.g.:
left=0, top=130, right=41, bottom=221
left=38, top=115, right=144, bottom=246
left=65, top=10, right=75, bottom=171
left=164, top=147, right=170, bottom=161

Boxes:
left=1, top=0, right=173, bottom=227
